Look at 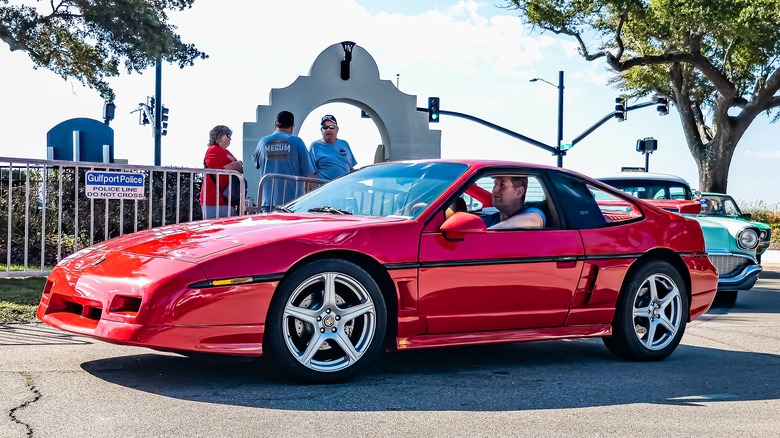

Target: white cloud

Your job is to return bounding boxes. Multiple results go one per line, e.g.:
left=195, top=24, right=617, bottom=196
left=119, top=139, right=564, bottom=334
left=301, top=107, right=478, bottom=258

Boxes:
left=743, top=149, right=780, bottom=160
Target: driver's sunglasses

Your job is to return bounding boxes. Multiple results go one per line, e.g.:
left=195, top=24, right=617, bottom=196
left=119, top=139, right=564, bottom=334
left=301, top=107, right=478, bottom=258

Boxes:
left=321, top=125, right=337, bottom=130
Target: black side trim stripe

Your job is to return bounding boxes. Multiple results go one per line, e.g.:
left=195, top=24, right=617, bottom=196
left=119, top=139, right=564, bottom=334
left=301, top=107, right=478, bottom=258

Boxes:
left=192, top=251, right=705, bottom=287
left=390, top=251, right=699, bottom=270
left=385, top=263, right=420, bottom=270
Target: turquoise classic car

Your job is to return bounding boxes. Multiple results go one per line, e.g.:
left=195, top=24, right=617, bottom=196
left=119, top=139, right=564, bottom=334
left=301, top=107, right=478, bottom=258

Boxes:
left=699, top=192, right=772, bottom=264
left=598, top=172, right=762, bottom=305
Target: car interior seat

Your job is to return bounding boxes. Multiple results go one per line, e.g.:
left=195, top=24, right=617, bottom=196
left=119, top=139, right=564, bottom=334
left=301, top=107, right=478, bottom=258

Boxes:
left=529, top=199, right=556, bottom=228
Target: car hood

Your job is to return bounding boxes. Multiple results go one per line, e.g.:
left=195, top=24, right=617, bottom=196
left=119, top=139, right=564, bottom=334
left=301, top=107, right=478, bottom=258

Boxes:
left=686, top=215, right=757, bottom=253
left=87, top=213, right=408, bottom=261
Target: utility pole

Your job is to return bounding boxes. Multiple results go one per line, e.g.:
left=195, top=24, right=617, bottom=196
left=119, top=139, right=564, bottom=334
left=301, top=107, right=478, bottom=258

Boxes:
left=556, top=71, right=564, bottom=168
left=153, top=56, right=162, bottom=166
left=530, top=71, right=565, bottom=167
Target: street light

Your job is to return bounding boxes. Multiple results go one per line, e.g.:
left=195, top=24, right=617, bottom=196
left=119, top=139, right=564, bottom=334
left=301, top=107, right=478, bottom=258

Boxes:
left=530, top=71, right=564, bottom=167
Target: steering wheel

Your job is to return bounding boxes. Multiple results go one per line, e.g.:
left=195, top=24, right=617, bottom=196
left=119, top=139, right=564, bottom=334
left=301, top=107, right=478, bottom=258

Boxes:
left=408, top=202, right=428, bottom=216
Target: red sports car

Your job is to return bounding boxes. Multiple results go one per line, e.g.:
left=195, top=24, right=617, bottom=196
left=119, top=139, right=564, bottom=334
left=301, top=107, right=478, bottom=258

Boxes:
left=37, top=160, right=718, bottom=382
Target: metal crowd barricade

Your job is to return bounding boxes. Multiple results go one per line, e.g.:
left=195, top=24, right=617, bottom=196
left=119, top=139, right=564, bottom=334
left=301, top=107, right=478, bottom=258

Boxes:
left=0, top=157, right=245, bottom=277
left=253, top=173, right=327, bottom=213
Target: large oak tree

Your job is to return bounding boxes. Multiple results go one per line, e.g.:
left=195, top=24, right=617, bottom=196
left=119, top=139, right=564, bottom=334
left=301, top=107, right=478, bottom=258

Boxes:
left=505, top=0, right=780, bottom=192
left=0, top=0, right=207, bottom=101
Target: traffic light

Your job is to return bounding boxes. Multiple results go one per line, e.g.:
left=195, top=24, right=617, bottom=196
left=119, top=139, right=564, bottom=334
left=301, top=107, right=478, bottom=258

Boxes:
left=614, top=97, right=626, bottom=122
left=102, top=101, right=116, bottom=125
left=161, top=106, right=169, bottom=136
left=656, top=97, right=669, bottom=116
left=138, top=103, right=150, bottom=125
left=636, top=137, right=658, bottom=153
left=147, top=96, right=155, bottom=119
left=428, top=97, right=440, bottom=123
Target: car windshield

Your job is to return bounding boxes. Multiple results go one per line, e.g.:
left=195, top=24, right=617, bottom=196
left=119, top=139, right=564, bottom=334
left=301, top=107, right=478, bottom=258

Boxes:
left=285, top=162, right=469, bottom=218
left=601, top=179, right=692, bottom=200
left=700, top=194, right=742, bottom=217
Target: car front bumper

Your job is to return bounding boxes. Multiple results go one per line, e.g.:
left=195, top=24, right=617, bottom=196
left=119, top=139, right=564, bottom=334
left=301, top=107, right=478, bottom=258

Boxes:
left=707, top=252, right=762, bottom=291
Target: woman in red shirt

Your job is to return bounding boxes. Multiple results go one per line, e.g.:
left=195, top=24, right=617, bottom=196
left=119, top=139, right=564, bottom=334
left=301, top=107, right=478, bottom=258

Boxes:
left=200, top=125, right=243, bottom=219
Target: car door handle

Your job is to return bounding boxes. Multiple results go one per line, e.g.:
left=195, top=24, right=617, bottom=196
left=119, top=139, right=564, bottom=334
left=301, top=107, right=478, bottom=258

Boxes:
left=555, top=255, right=578, bottom=268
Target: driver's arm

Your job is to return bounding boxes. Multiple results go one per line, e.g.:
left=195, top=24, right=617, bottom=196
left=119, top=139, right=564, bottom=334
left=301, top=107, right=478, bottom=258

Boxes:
left=488, top=211, right=544, bottom=230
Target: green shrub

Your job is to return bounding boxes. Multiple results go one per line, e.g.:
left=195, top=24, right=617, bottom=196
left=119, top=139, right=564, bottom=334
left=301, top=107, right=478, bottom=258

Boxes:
left=739, top=200, right=780, bottom=250
left=740, top=200, right=780, bottom=224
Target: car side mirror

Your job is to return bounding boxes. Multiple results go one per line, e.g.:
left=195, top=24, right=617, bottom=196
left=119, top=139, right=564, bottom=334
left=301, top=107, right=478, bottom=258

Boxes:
left=440, top=212, right=486, bottom=241
left=740, top=213, right=752, bottom=220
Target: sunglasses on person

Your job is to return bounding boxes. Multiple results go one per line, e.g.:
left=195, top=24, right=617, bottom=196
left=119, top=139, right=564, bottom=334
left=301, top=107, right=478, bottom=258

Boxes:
left=321, top=125, right=337, bottom=130
left=225, top=133, right=232, bottom=139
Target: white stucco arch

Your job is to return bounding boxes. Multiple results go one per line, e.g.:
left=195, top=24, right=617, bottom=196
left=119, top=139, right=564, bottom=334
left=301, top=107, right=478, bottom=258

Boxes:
left=242, top=42, right=441, bottom=197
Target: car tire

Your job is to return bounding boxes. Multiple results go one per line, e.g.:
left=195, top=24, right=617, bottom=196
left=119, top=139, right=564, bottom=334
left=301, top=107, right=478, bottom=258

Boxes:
left=603, top=260, right=688, bottom=361
left=264, top=259, right=387, bottom=383
left=714, top=290, right=738, bottom=306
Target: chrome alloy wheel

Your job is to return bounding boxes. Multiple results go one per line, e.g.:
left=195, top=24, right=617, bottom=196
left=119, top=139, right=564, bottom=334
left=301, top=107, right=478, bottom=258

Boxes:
left=632, top=273, right=683, bottom=351
left=282, top=272, right=377, bottom=373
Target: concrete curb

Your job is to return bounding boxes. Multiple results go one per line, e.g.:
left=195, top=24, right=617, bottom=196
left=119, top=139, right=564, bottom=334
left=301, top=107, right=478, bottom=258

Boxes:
left=762, top=249, right=780, bottom=265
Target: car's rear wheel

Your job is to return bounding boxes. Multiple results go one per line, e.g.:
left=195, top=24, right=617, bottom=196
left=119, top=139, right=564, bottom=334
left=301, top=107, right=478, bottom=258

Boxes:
left=264, top=259, right=387, bottom=383
left=603, top=260, right=688, bottom=361
left=714, top=290, right=738, bottom=306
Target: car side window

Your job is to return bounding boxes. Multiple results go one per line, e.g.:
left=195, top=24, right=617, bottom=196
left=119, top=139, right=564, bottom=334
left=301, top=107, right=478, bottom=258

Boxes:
left=552, top=173, right=641, bottom=229
left=470, top=174, right=553, bottom=229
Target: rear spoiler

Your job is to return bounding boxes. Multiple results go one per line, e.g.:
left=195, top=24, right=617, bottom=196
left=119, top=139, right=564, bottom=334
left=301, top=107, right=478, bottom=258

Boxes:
left=643, top=199, right=702, bottom=215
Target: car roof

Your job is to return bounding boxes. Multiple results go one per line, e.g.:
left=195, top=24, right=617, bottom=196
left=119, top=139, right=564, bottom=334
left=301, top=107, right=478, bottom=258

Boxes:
left=597, top=171, right=691, bottom=186
left=389, top=158, right=560, bottom=171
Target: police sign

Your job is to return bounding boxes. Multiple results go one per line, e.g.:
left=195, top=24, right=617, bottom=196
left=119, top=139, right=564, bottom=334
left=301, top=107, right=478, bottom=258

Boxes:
left=85, top=171, right=146, bottom=200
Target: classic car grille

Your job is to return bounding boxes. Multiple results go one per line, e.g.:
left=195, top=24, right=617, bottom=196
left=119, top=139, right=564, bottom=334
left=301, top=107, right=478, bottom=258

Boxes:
left=708, top=254, right=751, bottom=278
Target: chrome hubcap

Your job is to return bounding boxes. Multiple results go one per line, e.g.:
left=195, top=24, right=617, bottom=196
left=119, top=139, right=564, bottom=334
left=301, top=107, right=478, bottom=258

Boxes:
left=631, top=273, right=682, bottom=350
left=282, top=272, right=376, bottom=372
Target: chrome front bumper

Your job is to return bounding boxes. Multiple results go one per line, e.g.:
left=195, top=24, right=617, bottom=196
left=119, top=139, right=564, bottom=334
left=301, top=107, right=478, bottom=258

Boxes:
left=708, top=252, right=762, bottom=291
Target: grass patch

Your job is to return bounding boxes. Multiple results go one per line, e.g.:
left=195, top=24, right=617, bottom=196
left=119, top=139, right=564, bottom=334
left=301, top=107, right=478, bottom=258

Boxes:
left=0, top=277, right=47, bottom=323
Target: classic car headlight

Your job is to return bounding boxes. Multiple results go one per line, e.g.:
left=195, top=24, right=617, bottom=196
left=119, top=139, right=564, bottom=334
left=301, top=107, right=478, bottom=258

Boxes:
left=737, top=228, right=759, bottom=250
left=759, top=229, right=769, bottom=241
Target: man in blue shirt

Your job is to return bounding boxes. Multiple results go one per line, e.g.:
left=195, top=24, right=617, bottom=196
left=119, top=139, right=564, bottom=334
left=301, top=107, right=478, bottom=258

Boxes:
left=481, top=176, right=545, bottom=229
left=254, top=110, right=317, bottom=211
left=309, top=114, right=357, bottom=181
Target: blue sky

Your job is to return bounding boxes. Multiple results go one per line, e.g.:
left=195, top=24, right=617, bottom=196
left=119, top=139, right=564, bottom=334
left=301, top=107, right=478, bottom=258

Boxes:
left=1, top=0, right=778, bottom=204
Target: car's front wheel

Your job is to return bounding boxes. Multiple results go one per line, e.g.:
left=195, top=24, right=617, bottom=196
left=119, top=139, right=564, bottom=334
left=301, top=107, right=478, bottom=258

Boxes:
left=603, top=260, right=688, bottom=361
left=264, top=259, right=387, bottom=383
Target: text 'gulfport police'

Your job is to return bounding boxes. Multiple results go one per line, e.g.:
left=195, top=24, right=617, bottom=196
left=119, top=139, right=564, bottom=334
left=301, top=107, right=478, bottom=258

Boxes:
left=85, top=171, right=146, bottom=200
left=86, top=172, right=144, bottom=186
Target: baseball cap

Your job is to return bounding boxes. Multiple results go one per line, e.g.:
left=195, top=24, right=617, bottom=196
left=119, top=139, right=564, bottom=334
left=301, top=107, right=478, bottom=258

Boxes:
left=321, top=114, right=337, bottom=125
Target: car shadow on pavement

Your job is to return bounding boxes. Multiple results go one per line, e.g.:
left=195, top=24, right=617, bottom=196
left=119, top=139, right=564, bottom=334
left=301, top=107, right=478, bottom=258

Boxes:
left=759, top=269, right=780, bottom=280
left=705, top=283, right=780, bottom=315
left=81, top=338, right=780, bottom=412
left=0, top=323, right=92, bottom=346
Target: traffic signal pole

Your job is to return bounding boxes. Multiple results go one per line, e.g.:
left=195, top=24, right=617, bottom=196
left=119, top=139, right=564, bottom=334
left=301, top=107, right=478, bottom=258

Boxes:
left=571, top=100, right=657, bottom=147
left=153, top=56, right=162, bottom=166
left=417, top=96, right=663, bottom=166
left=417, top=107, right=558, bottom=155
left=556, top=71, right=564, bottom=168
